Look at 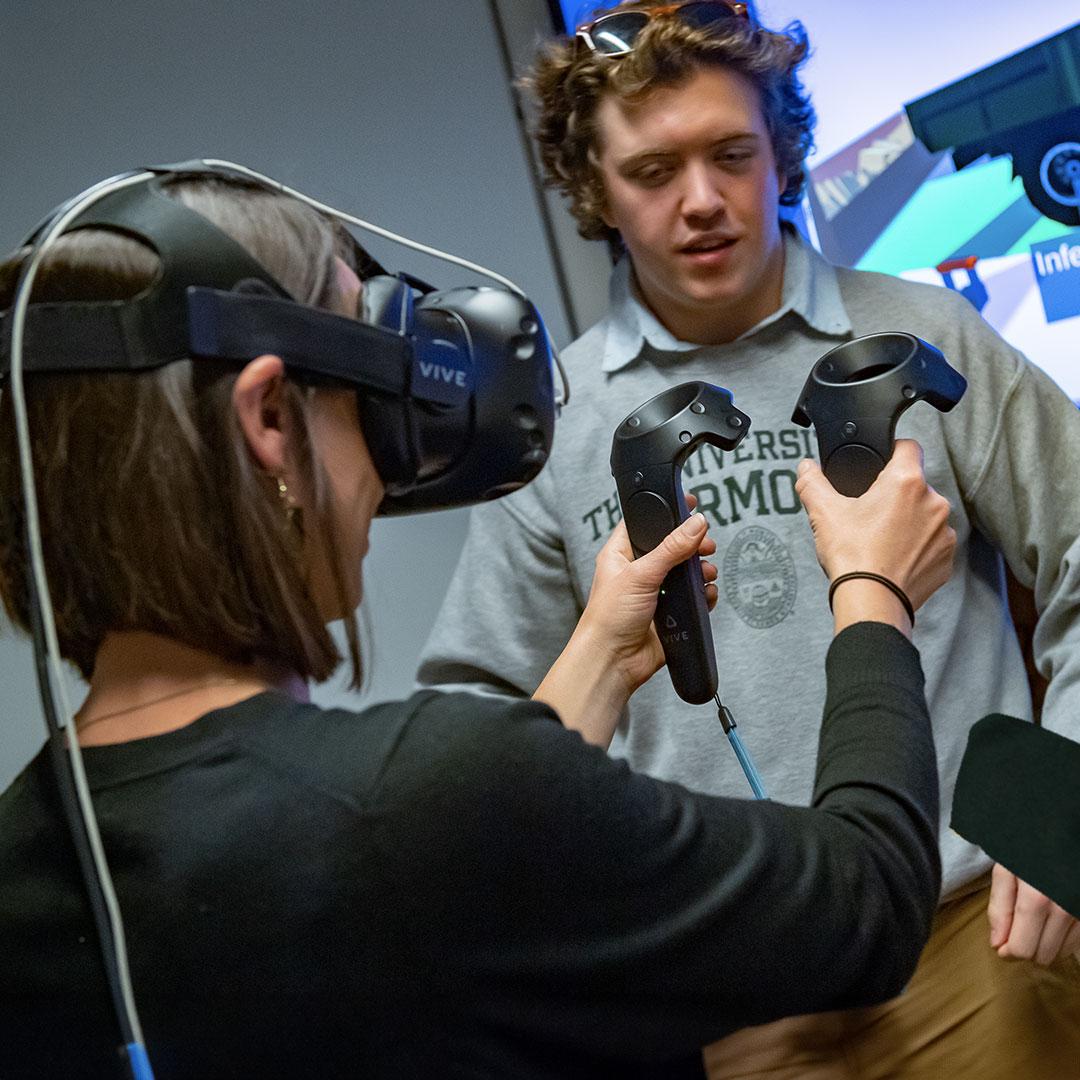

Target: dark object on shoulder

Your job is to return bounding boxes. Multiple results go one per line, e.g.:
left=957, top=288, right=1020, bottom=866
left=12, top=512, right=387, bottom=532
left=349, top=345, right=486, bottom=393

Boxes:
left=952, top=714, right=1080, bottom=918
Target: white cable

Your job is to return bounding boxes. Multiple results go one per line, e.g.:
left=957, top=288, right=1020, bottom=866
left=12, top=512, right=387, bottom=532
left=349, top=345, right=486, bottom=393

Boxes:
left=8, top=158, right=572, bottom=1077
left=202, top=159, right=526, bottom=294
left=7, top=168, right=154, bottom=1049
left=8, top=161, right=572, bottom=1058
left=11, top=160, right=570, bottom=1055
left=198, top=160, right=569, bottom=406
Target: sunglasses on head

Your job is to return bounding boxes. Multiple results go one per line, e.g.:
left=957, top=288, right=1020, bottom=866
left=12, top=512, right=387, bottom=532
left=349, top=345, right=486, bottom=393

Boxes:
left=576, top=2, right=752, bottom=58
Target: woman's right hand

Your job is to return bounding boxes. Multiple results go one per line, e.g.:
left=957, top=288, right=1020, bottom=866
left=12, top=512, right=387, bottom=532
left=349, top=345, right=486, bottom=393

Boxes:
left=533, top=503, right=716, bottom=748
left=795, top=440, right=956, bottom=627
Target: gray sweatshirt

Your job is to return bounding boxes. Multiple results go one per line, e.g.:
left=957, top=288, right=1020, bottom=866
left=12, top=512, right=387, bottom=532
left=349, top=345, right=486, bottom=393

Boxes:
left=418, top=228, right=1080, bottom=899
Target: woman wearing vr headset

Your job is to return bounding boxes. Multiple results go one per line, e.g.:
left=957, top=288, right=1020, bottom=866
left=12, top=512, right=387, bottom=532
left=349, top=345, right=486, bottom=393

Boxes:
left=0, top=171, right=954, bottom=1079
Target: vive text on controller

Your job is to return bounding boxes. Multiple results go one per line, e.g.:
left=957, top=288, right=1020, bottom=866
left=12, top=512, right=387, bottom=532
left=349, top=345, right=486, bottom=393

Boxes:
left=611, top=382, right=752, bottom=705
left=791, top=333, right=967, bottom=497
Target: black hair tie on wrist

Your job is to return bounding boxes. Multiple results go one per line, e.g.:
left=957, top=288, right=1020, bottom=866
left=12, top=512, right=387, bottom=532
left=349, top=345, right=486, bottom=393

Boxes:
left=828, top=572, right=915, bottom=627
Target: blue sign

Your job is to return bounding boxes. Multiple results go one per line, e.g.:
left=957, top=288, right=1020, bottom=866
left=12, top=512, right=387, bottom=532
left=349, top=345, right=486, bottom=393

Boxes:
left=557, top=2, right=762, bottom=31
left=557, top=1, right=600, bottom=31
left=1031, top=233, right=1080, bottom=324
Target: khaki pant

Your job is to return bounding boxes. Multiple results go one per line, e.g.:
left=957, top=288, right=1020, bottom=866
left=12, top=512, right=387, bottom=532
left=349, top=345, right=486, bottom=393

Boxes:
left=702, top=879, right=1080, bottom=1080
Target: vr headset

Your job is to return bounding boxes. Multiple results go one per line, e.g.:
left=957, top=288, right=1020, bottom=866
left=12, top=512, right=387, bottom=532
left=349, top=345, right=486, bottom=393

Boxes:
left=0, top=163, right=559, bottom=515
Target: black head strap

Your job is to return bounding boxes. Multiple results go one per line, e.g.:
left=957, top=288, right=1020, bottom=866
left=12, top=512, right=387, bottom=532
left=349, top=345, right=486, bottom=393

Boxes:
left=2, top=174, right=292, bottom=373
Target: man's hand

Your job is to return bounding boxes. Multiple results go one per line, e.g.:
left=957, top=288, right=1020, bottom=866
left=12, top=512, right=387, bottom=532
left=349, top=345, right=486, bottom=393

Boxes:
left=988, top=863, right=1080, bottom=966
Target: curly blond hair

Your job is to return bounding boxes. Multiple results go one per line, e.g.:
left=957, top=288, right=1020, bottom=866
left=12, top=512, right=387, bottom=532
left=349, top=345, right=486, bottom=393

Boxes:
left=527, top=3, right=815, bottom=242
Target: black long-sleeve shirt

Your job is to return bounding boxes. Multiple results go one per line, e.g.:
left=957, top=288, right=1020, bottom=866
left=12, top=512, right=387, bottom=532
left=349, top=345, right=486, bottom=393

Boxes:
left=0, top=622, right=940, bottom=1078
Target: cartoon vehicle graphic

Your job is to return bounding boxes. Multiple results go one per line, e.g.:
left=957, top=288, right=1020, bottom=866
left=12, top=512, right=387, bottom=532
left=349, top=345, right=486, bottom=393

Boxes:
left=905, top=23, right=1080, bottom=226
left=1041, top=141, right=1080, bottom=211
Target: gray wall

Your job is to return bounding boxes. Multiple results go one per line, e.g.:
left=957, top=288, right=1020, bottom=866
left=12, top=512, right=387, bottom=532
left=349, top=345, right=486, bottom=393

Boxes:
left=0, top=0, right=588, bottom=787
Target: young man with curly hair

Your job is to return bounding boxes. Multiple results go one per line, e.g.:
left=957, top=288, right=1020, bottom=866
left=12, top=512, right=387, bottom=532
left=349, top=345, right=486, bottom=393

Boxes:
left=421, top=5, right=1080, bottom=1075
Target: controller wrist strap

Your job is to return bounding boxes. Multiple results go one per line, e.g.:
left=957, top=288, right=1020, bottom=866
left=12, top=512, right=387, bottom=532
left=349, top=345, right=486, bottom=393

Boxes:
left=715, top=695, right=769, bottom=800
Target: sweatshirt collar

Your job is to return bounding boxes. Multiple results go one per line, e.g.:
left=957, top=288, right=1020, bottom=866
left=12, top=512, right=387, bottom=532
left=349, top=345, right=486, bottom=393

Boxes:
left=601, top=225, right=853, bottom=373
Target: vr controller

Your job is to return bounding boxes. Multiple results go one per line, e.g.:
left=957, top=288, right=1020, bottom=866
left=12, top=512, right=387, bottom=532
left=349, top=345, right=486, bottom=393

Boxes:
left=611, top=382, right=751, bottom=704
left=791, top=333, right=967, bottom=496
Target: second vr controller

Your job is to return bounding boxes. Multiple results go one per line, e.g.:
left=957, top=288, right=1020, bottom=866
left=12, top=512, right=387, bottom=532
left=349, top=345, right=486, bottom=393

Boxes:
left=792, top=332, right=967, bottom=496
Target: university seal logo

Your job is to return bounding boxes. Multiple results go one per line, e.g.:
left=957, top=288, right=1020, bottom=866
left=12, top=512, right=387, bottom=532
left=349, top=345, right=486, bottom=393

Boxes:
left=722, top=526, right=797, bottom=630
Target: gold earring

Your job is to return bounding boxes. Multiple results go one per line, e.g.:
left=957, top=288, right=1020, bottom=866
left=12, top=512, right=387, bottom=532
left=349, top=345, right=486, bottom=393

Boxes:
left=276, top=476, right=300, bottom=529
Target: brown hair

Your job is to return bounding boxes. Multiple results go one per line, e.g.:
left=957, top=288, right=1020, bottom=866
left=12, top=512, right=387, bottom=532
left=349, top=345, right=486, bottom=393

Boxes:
left=528, top=2, right=815, bottom=242
left=0, top=176, right=365, bottom=684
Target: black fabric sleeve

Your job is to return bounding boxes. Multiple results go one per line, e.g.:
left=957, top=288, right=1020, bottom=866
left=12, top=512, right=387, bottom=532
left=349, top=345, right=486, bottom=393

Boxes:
left=369, top=621, right=940, bottom=1063
left=952, top=713, right=1080, bottom=918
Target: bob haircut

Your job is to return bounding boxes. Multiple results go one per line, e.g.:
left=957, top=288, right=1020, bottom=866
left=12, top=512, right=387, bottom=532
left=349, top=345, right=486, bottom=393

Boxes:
left=0, top=175, right=365, bottom=685
left=528, top=1, right=816, bottom=243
